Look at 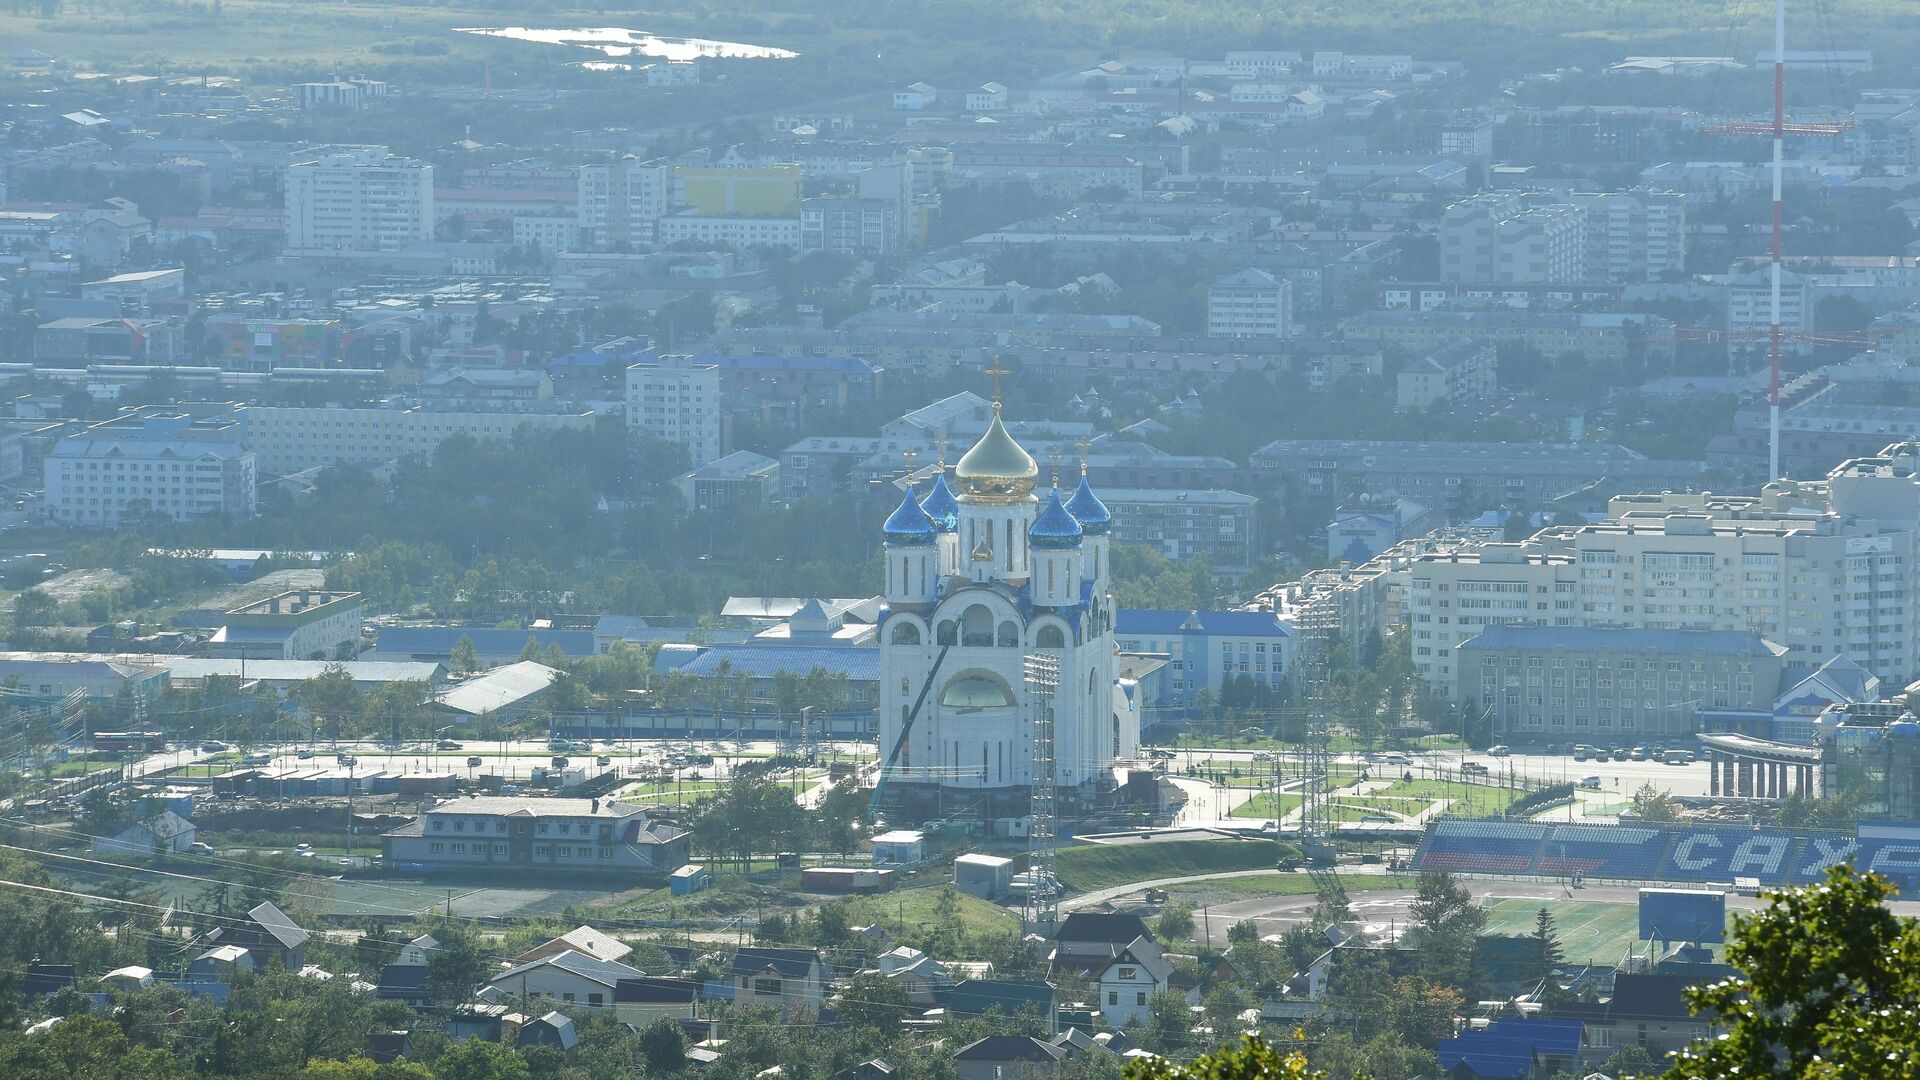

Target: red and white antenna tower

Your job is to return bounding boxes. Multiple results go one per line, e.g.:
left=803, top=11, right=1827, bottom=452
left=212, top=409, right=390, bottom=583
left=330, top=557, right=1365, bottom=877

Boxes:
left=1766, top=0, right=1787, bottom=482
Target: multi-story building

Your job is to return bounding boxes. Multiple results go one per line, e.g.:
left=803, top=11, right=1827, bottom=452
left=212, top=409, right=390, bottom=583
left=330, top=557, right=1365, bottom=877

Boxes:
left=1250, top=438, right=1703, bottom=507
left=1440, top=193, right=1586, bottom=284
left=284, top=147, right=433, bottom=252
left=1567, top=189, right=1687, bottom=283
left=654, top=212, right=801, bottom=250
left=1457, top=625, right=1787, bottom=742
left=1728, top=267, right=1814, bottom=350
left=674, top=165, right=803, bottom=218
left=382, top=797, right=689, bottom=878
left=626, top=355, right=721, bottom=467
left=212, top=589, right=363, bottom=661
left=575, top=158, right=672, bottom=248
left=1411, top=450, right=1920, bottom=699
left=1396, top=340, right=1496, bottom=411
left=1099, top=487, right=1260, bottom=572
left=1115, top=609, right=1294, bottom=707
left=1340, top=310, right=1674, bottom=364
left=1207, top=268, right=1294, bottom=339
left=45, top=415, right=255, bottom=525
left=240, top=401, right=594, bottom=476
left=676, top=450, right=779, bottom=511
left=800, top=196, right=901, bottom=257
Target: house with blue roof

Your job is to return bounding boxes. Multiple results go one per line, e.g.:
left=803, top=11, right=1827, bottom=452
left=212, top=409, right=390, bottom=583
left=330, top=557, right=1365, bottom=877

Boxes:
left=1437, top=1018, right=1583, bottom=1079
left=1114, top=609, right=1292, bottom=710
left=370, top=626, right=597, bottom=667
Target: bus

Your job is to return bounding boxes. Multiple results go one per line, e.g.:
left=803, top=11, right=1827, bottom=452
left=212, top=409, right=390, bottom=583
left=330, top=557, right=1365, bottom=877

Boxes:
left=92, top=731, right=165, bottom=753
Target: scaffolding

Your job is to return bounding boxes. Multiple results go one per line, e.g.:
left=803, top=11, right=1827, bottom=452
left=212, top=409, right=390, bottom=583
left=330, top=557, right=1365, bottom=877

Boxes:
left=1292, top=596, right=1340, bottom=861
left=1023, top=652, right=1061, bottom=934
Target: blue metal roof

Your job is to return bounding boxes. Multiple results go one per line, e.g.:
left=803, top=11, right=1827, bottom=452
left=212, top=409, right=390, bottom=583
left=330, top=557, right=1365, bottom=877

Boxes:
left=1065, top=472, right=1111, bottom=535
left=920, top=473, right=960, bottom=532
left=692, top=353, right=877, bottom=375
left=677, top=645, right=880, bottom=682
left=1459, top=625, right=1784, bottom=657
left=883, top=485, right=936, bottom=546
left=1115, top=609, right=1289, bottom=637
left=1029, top=488, right=1084, bottom=549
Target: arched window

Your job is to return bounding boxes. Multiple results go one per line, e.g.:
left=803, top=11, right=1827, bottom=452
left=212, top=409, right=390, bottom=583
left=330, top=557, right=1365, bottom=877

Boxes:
left=941, top=671, right=1015, bottom=710
left=1035, top=625, right=1066, bottom=649
left=961, top=604, right=994, bottom=646
left=1090, top=669, right=1098, bottom=695
left=890, top=622, right=921, bottom=645
left=937, top=620, right=957, bottom=646
left=997, top=620, right=1019, bottom=647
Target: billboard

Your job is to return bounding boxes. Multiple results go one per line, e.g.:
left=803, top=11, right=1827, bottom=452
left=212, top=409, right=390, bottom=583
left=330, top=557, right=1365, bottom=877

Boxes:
left=1637, top=888, right=1727, bottom=943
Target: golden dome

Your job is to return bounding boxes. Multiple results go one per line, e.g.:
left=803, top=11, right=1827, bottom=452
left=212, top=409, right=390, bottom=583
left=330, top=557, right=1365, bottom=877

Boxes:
left=954, top=404, right=1038, bottom=503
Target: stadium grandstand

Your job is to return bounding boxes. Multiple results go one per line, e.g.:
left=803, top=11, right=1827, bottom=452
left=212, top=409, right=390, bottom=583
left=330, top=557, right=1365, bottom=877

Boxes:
left=1410, top=818, right=1920, bottom=896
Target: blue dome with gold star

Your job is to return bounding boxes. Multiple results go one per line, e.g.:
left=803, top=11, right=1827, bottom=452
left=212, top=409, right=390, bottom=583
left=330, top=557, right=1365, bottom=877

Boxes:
left=1029, top=487, right=1084, bottom=550
left=919, top=472, right=960, bottom=533
left=883, top=486, right=935, bottom=546
left=1066, top=471, right=1111, bottom=536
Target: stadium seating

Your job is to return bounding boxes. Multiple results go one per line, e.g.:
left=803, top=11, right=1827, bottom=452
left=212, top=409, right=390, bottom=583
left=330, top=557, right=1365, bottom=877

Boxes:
left=1412, top=820, right=1548, bottom=874
left=1535, top=824, right=1669, bottom=880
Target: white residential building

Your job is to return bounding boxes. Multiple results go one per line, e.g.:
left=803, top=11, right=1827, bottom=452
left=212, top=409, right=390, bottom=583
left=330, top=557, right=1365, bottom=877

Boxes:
left=46, top=415, right=256, bottom=525
left=1440, top=193, right=1587, bottom=284
left=284, top=147, right=433, bottom=252
left=626, top=355, right=721, bottom=467
left=1207, top=268, right=1294, bottom=339
left=1568, top=189, right=1687, bottom=282
left=654, top=213, right=801, bottom=250
left=1409, top=452, right=1920, bottom=700
left=240, top=402, right=594, bottom=476
left=1728, top=268, right=1814, bottom=350
left=965, top=83, right=1009, bottom=112
left=575, top=158, right=672, bottom=248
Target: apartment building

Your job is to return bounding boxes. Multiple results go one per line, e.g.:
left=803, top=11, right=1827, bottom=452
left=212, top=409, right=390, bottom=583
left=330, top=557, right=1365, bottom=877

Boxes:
left=285, top=147, right=433, bottom=252
left=1115, top=609, right=1294, bottom=705
left=45, top=415, right=256, bottom=525
left=383, top=797, right=689, bottom=878
left=654, top=212, right=801, bottom=250
left=1567, top=189, right=1687, bottom=283
left=626, top=355, right=721, bottom=467
left=1728, top=267, right=1814, bottom=349
left=575, top=158, right=672, bottom=248
left=1207, top=268, right=1294, bottom=339
left=241, top=401, right=594, bottom=476
left=800, top=196, right=902, bottom=257
left=1250, top=438, right=1703, bottom=507
left=1395, top=340, right=1496, bottom=411
left=1340, top=310, right=1675, bottom=364
left=1098, top=487, right=1260, bottom=572
left=1411, top=449, right=1920, bottom=699
left=1439, top=193, right=1586, bottom=284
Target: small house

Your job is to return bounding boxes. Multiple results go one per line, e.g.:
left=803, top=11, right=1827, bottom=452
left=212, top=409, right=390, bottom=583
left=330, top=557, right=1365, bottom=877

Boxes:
left=953, top=853, right=1013, bottom=899
left=870, top=829, right=925, bottom=868
left=671, top=863, right=710, bottom=895
left=518, top=1011, right=579, bottom=1051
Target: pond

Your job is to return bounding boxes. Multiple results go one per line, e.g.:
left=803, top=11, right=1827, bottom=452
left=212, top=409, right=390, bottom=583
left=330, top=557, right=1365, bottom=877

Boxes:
left=456, top=26, right=798, bottom=62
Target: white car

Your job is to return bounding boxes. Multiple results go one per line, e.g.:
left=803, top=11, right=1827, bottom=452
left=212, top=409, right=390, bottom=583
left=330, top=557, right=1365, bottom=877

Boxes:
left=1381, top=752, right=1413, bottom=765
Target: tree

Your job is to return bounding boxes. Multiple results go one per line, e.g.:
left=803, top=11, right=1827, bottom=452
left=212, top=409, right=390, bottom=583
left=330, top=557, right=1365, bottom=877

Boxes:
left=1598, top=1043, right=1657, bottom=1077
left=1156, top=901, right=1197, bottom=946
left=1665, top=865, right=1920, bottom=1080
left=836, top=972, right=911, bottom=1034
left=1128, top=1034, right=1323, bottom=1079
left=424, top=927, right=489, bottom=1009
left=0, top=1014, right=187, bottom=1079
left=449, top=635, right=479, bottom=675
left=1201, top=983, right=1252, bottom=1046
left=432, top=1039, right=532, bottom=1080
left=1138, top=988, right=1196, bottom=1054
left=1526, top=907, right=1566, bottom=984
left=11, top=588, right=57, bottom=628
left=1409, top=870, right=1485, bottom=991
left=637, top=1015, right=686, bottom=1074
left=1629, top=782, right=1679, bottom=823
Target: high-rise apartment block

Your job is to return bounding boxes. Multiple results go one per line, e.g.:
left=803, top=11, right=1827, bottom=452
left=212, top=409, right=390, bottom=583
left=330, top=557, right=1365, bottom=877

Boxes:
left=1207, top=268, right=1294, bottom=339
left=576, top=158, right=672, bottom=248
left=284, top=147, right=433, bottom=252
left=1568, top=189, right=1686, bottom=282
left=1440, top=192, right=1586, bottom=283
left=626, top=355, right=722, bottom=468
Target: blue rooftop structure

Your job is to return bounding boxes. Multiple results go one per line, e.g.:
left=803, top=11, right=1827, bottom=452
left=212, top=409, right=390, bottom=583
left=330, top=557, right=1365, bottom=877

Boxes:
left=920, top=473, right=960, bottom=533
left=883, top=485, right=936, bottom=546
left=1113, top=609, right=1290, bottom=708
left=1029, top=488, right=1083, bottom=549
left=1064, top=472, right=1110, bottom=535
left=1437, top=1019, right=1582, bottom=1079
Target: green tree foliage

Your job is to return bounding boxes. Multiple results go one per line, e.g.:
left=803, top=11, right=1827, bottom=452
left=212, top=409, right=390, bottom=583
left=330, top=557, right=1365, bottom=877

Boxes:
left=1156, top=901, right=1197, bottom=946
left=836, top=972, right=913, bottom=1035
left=637, top=1015, right=687, bottom=1074
left=1628, top=782, right=1679, bottom=823
left=1526, top=907, right=1566, bottom=985
left=448, top=635, right=479, bottom=676
left=0, top=1014, right=186, bottom=1079
left=1666, top=865, right=1920, bottom=1080
left=1126, top=1034, right=1322, bottom=1079
left=1408, top=871, right=1485, bottom=992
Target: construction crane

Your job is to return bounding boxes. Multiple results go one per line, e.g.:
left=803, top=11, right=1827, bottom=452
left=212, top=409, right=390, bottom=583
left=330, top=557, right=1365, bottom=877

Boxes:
left=867, top=644, right=951, bottom=816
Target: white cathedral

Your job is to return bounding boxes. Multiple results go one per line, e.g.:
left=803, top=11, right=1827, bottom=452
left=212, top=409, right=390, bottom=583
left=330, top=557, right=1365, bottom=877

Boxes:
left=876, top=399, right=1140, bottom=815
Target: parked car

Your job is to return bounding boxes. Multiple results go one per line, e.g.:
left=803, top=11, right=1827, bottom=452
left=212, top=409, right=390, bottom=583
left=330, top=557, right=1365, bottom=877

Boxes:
left=1578, top=775, right=1603, bottom=788
left=190, top=842, right=215, bottom=854
left=466, top=756, right=484, bottom=768
left=1487, top=745, right=1511, bottom=757
left=296, top=749, right=314, bottom=760
left=201, top=741, right=227, bottom=753
left=1630, top=746, right=1653, bottom=761
left=1381, top=752, right=1413, bottom=765
left=1361, top=814, right=1397, bottom=823
left=436, top=739, right=463, bottom=750
left=295, top=843, right=312, bottom=852
left=1612, top=747, right=1633, bottom=761
left=1461, top=761, right=1490, bottom=775
left=596, top=755, right=612, bottom=766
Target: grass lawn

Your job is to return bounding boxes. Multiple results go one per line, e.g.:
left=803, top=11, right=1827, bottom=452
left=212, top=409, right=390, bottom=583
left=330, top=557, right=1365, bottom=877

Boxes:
left=1055, top=839, right=1290, bottom=892
left=47, top=759, right=121, bottom=778
left=1229, top=792, right=1306, bottom=820
left=837, top=887, right=1020, bottom=940
left=1480, top=898, right=1667, bottom=967
left=1377, top=777, right=1528, bottom=818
